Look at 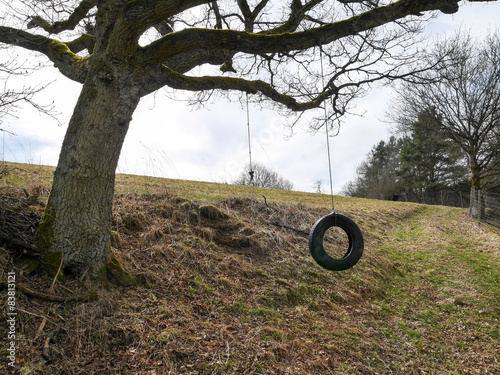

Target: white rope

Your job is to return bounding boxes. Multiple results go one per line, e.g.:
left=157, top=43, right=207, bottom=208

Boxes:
left=245, top=93, right=254, bottom=184
left=320, top=49, right=335, bottom=211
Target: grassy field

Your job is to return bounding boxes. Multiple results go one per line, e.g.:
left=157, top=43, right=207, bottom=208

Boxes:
left=1, top=162, right=499, bottom=374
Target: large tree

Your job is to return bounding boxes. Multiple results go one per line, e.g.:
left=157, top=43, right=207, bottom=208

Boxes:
left=0, top=0, right=493, bottom=283
left=391, top=29, right=500, bottom=193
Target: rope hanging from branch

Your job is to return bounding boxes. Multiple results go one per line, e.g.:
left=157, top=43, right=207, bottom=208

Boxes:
left=320, top=48, right=335, bottom=211
left=246, top=93, right=255, bottom=184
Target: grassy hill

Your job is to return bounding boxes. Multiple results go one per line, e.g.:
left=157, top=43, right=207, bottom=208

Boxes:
left=1, top=162, right=499, bottom=374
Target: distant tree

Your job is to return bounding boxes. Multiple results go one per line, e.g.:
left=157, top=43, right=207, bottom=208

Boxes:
left=396, top=109, right=469, bottom=199
left=391, top=30, right=500, bottom=193
left=342, top=136, right=403, bottom=200
left=313, top=179, right=323, bottom=194
left=234, top=163, right=294, bottom=191
left=344, top=109, right=472, bottom=204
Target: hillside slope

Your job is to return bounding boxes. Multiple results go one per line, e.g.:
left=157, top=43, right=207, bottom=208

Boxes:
left=1, top=162, right=499, bottom=374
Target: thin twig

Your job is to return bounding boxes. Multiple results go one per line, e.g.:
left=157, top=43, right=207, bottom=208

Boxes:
left=34, top=317, right=47, bottom=340
left=262, top=195, right=271, bottom=209
left=16, top=308, right=59, bottom=327
left=50, top=247, right=64, bottom=292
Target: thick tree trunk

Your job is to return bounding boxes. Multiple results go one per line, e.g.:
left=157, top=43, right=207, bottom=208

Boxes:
left=30, top=0, right=145, bottom=285
left=36, top=63, right=139, bottom=282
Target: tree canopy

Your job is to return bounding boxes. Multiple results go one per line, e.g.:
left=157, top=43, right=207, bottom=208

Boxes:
left=342, top=136, right=404, bottom=200
left=342, top=125, right=471, bottom=206
left=397, top=109, right=469, bottom=194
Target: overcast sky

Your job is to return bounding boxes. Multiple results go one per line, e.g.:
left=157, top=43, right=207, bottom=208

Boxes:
left=1, top=1, right=499, bottom=194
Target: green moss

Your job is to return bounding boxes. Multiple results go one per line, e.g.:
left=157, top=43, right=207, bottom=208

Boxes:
left=36, top=206, right=55, bottom=251
left=41, top=249, right=64, bottom=280
left=48, top=40, right=78, bottom=62
left=106, top=256, right=138, bottom=287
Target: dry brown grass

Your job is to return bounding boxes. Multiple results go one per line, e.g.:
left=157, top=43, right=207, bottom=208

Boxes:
left=1, top=162, right=499, bottom=374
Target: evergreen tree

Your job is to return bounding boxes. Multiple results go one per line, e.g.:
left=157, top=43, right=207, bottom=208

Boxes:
left=343, top=136, right=403, bottom=200
left=396, top=109, right=469, bottom=201
left=343, top=110, right=469, bottom=205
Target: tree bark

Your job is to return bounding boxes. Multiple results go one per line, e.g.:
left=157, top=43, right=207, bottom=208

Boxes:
left=36, top=59, right=139, bottom=281
left=470, top=158, right=481, bottom=191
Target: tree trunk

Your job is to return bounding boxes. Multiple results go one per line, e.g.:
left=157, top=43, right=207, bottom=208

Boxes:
left=470, top=159, right=481, bottom=191
left=36, top=62, right=139, bottom=283
left=29, top=1, right=145, bottom=285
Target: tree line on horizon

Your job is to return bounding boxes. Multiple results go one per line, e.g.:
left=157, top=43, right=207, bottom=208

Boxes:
left=342, top=30, right=500, bottom=207
left=341, top=119, right=472, bottom=207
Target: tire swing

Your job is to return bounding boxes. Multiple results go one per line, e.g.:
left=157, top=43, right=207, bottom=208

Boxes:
left=309, top=211, right=364, bottom=271
left=308, top=50, right=364, bottom=271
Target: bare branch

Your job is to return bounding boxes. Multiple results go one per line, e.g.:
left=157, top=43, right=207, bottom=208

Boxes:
left=261, top=0, right=323, bottom=35
left=124, top=0, right=213, bottom=33
left=143, top=0, right=460, bottom=64
left=145, top=65, right=322, bottom=111
left=27, top=0, right=97, bottom=34
left=66, top=33, right=95, bottom=54
left=0, top=56, right=59, bottom=125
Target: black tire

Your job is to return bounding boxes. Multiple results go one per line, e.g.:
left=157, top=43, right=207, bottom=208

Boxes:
left=309, top=212, right=364, bottom=271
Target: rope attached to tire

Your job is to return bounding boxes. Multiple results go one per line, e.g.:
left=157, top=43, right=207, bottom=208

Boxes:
left=309, top=211, right=364, bottom=271
left=308, top=50, right=364, bottom=271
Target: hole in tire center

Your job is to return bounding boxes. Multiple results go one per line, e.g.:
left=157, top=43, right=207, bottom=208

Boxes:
left=323, top=226, right=350, bottom=259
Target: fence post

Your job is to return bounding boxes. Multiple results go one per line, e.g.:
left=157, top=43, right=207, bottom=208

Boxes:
left=478, top=189, right=483, bottom=226
left=469, top=188, right=473, bottom=218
